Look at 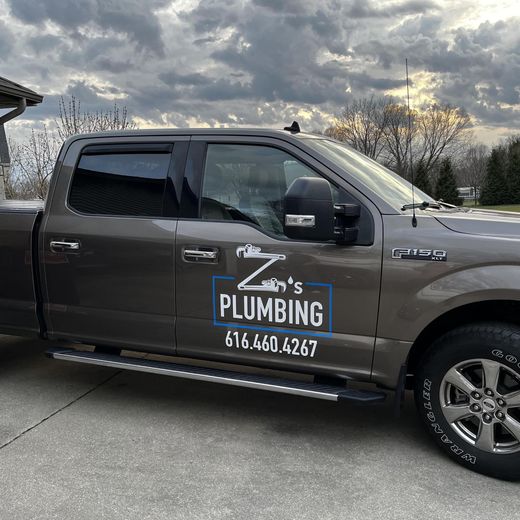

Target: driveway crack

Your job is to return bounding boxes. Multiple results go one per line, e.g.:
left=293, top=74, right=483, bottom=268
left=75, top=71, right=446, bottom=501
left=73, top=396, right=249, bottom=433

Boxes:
left=0, top=370, right=122, bottom=451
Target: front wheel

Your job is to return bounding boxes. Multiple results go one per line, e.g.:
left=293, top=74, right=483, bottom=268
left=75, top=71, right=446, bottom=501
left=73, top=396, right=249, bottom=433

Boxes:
left=414, top=323, right=520, bottom=480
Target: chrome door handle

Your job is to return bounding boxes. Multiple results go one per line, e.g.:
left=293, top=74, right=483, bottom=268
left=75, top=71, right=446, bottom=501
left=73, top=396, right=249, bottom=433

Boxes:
left=183, top=248, right=218, bottom=262
left=50, top=240, right=81, bottom=253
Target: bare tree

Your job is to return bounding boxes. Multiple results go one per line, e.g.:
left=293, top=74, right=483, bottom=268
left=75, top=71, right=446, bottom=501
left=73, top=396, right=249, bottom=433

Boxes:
left=457, top=144, right=488, bottom=205
left=8, top=127, right=59, bottom=200
left=7, top=96, right=138, bottom=200
left=327, top=97, right=473, bottom=187
left=415, top=104, right=472, bottom=173
left=3, top=138, right=22, bottom=199
left=327, top=96, right=394, bottom=160
left=382, top=103, right=417, bottom=179
left=55, top=95, right=137, bottom=141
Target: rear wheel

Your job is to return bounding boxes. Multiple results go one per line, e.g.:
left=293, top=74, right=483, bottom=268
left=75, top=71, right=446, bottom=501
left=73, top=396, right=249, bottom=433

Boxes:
left=414, top=323, right=520, bottom=480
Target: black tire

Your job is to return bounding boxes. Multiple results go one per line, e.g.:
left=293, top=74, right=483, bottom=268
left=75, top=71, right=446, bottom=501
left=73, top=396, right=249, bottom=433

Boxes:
left=414, top=322, right=520, bottom=480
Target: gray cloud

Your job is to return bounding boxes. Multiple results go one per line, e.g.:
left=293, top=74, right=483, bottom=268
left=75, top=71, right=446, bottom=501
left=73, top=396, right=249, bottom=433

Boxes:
left=254, top=0, right=438, bottom=19
left=0, top=0, right=518, bottom=140
left=193, top=1, right=398, bottom=105
left=352, top=15, right=520, bottom=127
left=346, top=0, right=439, bottom=18
left=389, top=14, right=442, bottom=39
left=7, top=0, right=168, bottom=55
left=27, top=34, right=64, bottom=55
left=0, top=20, right=13, bottom=57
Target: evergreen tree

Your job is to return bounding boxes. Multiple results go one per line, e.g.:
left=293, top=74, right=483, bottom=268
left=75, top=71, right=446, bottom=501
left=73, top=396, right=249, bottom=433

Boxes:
left=434, top=158, right=461, bottom=205
left=414, top=160, right=432, bottom=196
left=507, top=138, right=520, bottom=204
left=480, top=147, right=508, bottom=205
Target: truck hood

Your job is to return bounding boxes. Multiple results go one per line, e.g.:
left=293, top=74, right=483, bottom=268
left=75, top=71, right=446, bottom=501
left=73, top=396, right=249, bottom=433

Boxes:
left=435, top=209, right=520, bottom=238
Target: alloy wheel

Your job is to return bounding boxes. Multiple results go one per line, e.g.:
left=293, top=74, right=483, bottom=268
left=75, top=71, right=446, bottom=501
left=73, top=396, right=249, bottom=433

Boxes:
left=440, top=358, right=520, bottom=454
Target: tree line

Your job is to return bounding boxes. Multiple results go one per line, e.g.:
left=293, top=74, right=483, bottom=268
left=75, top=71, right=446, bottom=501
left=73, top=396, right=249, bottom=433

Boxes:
left=479, top=138, right=520, bottom=205
left=325, top=96, right=472, bottom=180
left=325, top=95, right=520, bottom=207
left=5, top=93, right=519, bottom=207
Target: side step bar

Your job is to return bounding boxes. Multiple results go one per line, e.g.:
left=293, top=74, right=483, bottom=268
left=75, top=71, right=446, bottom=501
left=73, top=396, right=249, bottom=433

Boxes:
left=46, top=347, right=386, bottom=404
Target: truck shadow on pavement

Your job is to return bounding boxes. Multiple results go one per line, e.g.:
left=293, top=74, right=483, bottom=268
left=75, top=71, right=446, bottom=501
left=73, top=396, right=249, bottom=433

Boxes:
left=0, top=334, right=428, bottom=449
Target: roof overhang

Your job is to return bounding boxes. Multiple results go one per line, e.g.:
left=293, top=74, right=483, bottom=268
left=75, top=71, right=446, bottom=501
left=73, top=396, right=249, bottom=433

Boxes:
left=0, top=76, right=43, bottom=126
left=0, top=76, right=43, bottom=109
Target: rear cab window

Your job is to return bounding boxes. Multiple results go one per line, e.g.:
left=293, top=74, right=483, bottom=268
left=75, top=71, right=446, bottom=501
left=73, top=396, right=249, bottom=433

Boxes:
left=69, top=144, right=173, bottom=217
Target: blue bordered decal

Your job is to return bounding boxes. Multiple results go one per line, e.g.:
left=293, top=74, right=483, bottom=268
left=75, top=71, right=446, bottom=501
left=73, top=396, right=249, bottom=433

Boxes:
left=212, top=244, right=333, bottom=338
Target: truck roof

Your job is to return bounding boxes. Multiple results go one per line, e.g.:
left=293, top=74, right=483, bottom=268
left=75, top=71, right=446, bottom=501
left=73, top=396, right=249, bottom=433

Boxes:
left=65, top=127, right=325, bottom=143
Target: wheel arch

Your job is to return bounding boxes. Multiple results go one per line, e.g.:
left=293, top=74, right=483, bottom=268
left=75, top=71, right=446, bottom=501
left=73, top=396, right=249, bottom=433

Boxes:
left=406, top=300, right=520, bottom=381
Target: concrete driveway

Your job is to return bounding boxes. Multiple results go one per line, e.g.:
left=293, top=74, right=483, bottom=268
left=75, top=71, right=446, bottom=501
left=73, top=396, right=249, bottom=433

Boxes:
left=0, top=334, right=517, bottom=519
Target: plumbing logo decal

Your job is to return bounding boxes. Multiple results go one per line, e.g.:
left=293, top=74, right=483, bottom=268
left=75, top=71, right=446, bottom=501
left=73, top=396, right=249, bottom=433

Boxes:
left=212, top=244, right=333, bottom=337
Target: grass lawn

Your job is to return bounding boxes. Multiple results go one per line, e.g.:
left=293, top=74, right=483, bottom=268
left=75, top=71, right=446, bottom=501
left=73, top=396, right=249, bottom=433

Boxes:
left=462, top=201, right=520, bottom=212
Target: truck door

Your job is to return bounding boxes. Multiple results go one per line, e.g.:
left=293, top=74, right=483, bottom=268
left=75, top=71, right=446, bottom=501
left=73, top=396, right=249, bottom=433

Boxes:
left=175, top=137, right=383, bottom=378
left=41, top=137, right=188, bottom=353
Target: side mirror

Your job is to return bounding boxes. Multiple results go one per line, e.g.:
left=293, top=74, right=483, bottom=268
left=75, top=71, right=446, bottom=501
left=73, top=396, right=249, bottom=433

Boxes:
left=283, top=177, right=335, bottom=241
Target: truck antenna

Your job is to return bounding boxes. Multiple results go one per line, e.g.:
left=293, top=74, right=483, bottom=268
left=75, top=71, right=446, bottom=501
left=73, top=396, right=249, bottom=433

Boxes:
left=405, top=58, right=417, bottom=228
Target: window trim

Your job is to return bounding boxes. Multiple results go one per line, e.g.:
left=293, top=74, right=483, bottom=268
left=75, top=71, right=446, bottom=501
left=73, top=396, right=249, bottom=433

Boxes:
left=80, top=143, right=174, bottom=155
left=180, top=140, right=207, bottom=219
left=66, top=142, right=177, bottom=220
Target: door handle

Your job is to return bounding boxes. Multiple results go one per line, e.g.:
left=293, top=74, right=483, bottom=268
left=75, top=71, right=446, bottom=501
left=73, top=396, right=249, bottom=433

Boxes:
left=183, top=247, right=219, bottom=262
left=50, top=240, right=81, bottom=253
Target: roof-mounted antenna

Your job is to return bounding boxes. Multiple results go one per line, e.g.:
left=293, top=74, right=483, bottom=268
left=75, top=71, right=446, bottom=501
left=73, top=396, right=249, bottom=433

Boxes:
left=405, top=58, right=417, bottom=228
left=283, top=121, right=300, bottom=133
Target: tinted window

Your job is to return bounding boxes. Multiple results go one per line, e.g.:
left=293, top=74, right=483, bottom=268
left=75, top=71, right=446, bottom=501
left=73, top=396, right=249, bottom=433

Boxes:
left=69, top=152, right=171, bottom=216
left=201, top=144, right=339, bottom=237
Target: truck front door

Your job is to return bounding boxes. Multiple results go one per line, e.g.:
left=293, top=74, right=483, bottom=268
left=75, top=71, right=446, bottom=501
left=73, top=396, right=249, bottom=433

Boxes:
left=175, top=136, right=382, bottom=378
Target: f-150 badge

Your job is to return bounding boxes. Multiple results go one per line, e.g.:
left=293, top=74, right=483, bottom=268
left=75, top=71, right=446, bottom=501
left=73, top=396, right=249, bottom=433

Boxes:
left=392, top=248, right=447, bottom=262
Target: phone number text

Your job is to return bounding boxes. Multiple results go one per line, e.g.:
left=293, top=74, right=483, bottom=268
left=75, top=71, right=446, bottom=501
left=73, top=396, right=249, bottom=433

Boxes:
left=225, top=331, right=318, bottom=357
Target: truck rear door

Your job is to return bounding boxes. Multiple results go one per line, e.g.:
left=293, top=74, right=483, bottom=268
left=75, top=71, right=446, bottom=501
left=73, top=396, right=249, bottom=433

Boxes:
left=41, top=136, right=188, bottom=353
left=175, top=136, right=383, bottom=379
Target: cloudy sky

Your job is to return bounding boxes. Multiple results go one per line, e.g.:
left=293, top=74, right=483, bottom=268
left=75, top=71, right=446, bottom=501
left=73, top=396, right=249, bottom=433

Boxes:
left=0, top=0, right=519, bottom=145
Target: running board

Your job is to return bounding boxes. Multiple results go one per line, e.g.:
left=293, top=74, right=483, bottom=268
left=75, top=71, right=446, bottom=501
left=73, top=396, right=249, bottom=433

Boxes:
left=46, top=347, right=386, bottom=404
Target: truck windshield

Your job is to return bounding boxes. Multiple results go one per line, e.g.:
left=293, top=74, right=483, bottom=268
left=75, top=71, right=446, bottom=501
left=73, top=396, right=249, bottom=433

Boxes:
left=304, top=138, right=435, bottom=210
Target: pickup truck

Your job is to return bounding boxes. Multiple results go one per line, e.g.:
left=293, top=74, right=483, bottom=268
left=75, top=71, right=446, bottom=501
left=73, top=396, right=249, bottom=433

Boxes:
left=2, top=125, right=520, bottom=480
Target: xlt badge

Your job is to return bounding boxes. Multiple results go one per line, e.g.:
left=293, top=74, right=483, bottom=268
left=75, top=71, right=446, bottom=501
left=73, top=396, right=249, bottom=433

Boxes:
left=392, top=248, right=447, bottom=262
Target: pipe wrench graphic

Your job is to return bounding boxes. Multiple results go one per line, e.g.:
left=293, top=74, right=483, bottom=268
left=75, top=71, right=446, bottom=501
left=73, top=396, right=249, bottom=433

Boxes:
left=236, top=244, right=287, bottom=293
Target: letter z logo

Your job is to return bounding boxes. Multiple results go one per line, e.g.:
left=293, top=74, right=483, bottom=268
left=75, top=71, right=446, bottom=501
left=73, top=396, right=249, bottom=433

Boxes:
left=236, top=244, right=287, bottom=293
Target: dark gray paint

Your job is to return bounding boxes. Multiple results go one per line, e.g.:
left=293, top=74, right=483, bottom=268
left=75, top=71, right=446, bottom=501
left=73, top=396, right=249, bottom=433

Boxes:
left=435, top=209, right=520, bottom=237
left=175, top=134, right=383, bottom=380
left=1, top=128, right=520, bottom=390
left=40, top=136, right=189, bottom=352
left=176, top=220, right=382, bottom=380
left=0, top=208, right=40, bottom=335
left=378, top=213, right=520, bottom=343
